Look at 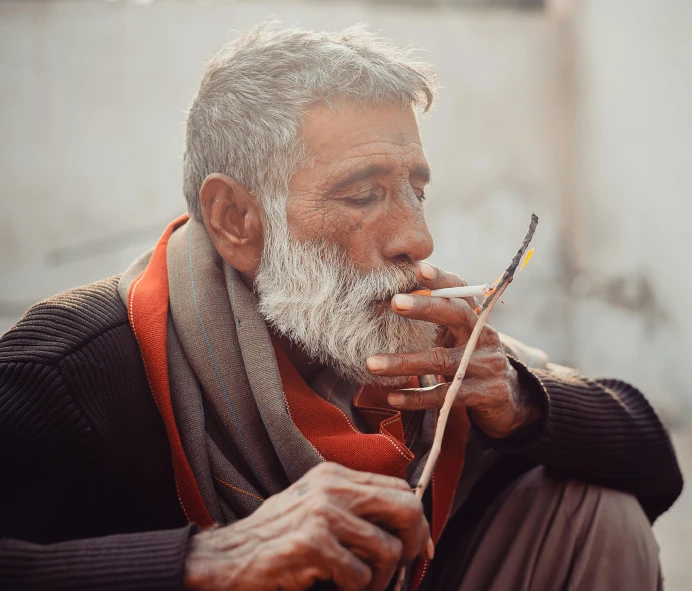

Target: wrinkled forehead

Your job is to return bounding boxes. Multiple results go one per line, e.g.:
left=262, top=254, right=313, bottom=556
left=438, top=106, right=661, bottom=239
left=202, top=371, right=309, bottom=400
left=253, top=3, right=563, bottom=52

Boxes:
left=298, top=102, right=428, bottom=182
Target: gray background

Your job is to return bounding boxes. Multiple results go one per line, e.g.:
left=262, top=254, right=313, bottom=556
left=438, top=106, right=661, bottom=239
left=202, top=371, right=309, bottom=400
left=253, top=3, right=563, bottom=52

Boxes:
left=1, top=0, right=690, bottom=587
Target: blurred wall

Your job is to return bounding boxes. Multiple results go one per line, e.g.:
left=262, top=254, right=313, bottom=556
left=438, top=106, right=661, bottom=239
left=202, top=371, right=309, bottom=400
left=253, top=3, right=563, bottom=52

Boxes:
left=569, top=0, right=692, bottom=420
left=0, top=0, right=690, bottom=418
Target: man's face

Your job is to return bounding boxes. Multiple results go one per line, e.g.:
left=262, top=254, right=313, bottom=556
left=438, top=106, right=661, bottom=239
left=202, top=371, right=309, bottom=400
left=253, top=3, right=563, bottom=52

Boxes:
left=287, top=103, right=434, bottom=270
left=254, top=103, right=438, bottom=385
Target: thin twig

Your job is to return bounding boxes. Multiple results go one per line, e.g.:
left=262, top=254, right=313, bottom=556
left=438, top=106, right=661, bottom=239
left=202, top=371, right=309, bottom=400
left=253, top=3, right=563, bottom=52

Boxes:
left=393, top=213, right=538, bottom=591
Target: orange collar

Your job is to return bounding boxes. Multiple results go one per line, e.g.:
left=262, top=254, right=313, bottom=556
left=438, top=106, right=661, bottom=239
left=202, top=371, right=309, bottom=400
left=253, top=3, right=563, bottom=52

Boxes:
left=272, top=341, right=470, bottom=590
left=127, top=214, right=215, bottom=528
left=128, top=215, right=470, bottom=590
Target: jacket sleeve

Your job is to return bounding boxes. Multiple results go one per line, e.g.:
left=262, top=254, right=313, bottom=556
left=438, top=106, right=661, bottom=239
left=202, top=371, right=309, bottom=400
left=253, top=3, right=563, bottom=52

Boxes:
left=477, top=357, right=684, bottom=523
left=0, top=528, right=195, bottom=591
left=0, top=360, right=194, bottom=590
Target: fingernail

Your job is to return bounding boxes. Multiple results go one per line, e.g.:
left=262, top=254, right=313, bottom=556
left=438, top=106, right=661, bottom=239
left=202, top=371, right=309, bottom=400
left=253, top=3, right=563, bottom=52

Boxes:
left=367, top=356, right=388, bottom=372
left=392, top=294, right=415, bottom=311
left=419, top=262, right=435, bottom=280
left=426, top=538, right=435, bottom=560
left=388, top=393, right=405, bottom=407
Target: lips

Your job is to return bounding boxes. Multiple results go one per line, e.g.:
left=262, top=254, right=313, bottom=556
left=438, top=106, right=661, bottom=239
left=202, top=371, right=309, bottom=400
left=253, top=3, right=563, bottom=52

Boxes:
left=373, top=282, right=421, bottom=314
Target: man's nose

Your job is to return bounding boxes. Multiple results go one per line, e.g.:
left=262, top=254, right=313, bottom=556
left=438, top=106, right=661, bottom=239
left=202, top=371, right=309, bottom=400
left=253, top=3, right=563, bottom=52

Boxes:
left=380, top=194, right=434, bottom=263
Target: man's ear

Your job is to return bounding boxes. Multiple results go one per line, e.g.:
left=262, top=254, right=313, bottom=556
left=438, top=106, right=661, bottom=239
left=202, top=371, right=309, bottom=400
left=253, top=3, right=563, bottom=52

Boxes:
left=199, top=173, right=265, bottom=278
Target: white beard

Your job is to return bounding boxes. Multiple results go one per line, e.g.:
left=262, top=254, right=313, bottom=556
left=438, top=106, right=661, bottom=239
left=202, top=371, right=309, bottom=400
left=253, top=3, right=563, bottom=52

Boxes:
left=254, top=206, right=438, bottom=386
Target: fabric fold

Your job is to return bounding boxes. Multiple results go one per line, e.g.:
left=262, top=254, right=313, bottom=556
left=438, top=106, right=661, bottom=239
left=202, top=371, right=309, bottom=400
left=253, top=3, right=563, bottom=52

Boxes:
left=119, top=215, right=471, bottom=591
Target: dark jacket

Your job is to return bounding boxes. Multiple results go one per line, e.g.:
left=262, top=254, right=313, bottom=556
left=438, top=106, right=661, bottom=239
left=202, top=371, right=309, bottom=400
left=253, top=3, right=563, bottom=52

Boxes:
left=0, top=277, right=683, bottom=590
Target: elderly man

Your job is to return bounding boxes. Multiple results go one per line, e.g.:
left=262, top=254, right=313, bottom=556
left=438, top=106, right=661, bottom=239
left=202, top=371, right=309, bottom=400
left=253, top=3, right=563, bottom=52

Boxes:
left=0, top=24, right=682, bottom=591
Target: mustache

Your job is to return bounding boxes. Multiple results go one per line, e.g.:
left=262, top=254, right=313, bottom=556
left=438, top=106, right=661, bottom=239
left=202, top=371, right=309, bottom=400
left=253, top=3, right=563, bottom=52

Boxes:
left=255, top=223, right=440, bottom=386
left=346, top=261, right=420, bottom=302
left=259, top=230, right=421, bottom=300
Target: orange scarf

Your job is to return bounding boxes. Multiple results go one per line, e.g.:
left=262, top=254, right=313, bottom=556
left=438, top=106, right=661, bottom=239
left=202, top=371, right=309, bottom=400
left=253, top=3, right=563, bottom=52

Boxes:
left=273, top=343, right=469, bottom=588
left=126, top=216, right=470, bottom=590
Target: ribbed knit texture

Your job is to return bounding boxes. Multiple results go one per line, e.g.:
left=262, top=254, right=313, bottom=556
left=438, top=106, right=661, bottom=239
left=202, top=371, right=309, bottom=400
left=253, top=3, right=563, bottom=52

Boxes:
left=0, top=277, right=684, bottom=589
left=0, top=526, right=195, bottom=590
left=1, top=277, right=189, bottom=590
left=480, top=362, right=684, bottom=521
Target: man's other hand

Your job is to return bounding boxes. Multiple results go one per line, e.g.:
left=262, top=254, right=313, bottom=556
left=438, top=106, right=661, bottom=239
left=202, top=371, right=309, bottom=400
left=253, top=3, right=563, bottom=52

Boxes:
left=184, top=463, right=433, bottom=591
left=367, top=262, right=543, bottom=439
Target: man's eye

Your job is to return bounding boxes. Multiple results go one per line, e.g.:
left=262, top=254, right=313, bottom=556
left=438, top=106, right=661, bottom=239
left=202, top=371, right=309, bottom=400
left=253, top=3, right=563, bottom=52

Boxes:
left=415, top=190, right=426, bottom=202
left=345, top=193, right=378, bottom=207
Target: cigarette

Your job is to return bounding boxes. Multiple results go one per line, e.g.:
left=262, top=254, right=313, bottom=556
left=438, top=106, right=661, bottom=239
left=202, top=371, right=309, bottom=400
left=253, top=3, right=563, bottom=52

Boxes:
left=411, top=284, right=494, bottom=299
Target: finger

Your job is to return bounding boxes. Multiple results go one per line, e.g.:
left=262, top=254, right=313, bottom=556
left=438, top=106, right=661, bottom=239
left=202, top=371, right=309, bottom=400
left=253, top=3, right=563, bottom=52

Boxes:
left=416, top=262, right=467, bottom=290
left=319, top=534, right=373, bottom=591
left=369, top=346, right=463, bottom=377
left=369, top=341, right=510, bottom=379
left=390, top=294, right=477, bottom=331
left=282, top=530, right=371, bottom=591
left=387, top=383, right=449, bottom=410
left=389, top=372, right=511, bottom=412
left=415, top=263, right=483, bottom=310
left=345, top=484, right=430, bottom=566
left=391, top=296, right=500, bottom=350
left=330, top=509, right=403, bottom=591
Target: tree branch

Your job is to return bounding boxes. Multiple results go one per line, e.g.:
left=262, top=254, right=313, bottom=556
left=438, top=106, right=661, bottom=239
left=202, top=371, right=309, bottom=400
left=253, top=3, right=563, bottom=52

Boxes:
left=393, top=213, right=538, bottom=591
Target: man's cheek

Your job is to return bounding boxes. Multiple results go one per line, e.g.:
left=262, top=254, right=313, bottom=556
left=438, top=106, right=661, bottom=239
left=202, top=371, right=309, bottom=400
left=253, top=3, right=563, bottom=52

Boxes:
left=286, top=207, right=328, bottom=241
left=329, top=223, right=382, bottom=269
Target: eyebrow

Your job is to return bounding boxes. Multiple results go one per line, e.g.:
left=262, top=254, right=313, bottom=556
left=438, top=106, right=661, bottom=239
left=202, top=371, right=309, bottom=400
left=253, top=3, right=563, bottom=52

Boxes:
left=329, top=163, right=432, bottom=194
left=411, top=164, right=432, bottom=185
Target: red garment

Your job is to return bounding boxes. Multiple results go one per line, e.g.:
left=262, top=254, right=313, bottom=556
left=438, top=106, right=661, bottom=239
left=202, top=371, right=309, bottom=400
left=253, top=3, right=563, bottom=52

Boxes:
left=126, top=214, right=214, bottom=527
left=128, top=215, right=470, bottom=590
left=273, top=343, right=469, bottom=589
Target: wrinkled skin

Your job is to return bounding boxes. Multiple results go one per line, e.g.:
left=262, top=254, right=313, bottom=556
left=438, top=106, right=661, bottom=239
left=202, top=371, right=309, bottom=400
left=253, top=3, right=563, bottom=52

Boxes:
left=287, top=103, right=540, bottom=439
left=184, top=464, right=433, bottom=591
left=373, top=263, right=542, bottom=439
left=192, top=102, right=543, bottom=590
left=285, top=103, right=433, bottom=269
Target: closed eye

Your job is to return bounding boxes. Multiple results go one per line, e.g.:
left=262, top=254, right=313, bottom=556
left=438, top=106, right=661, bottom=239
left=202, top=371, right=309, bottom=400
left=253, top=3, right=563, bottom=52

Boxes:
left=345, top=193, right=379, bottom=207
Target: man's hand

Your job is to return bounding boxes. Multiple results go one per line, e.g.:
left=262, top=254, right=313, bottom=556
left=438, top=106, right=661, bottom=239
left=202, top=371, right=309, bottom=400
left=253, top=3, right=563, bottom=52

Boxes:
left=184, top=463, right=433, bottom=591
left=366, top=262, right=542, bottom=439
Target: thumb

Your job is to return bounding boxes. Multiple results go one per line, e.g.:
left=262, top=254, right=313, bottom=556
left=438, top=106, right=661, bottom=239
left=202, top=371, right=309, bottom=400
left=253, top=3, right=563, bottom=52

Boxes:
left=387, top=383, right=449, bottom=410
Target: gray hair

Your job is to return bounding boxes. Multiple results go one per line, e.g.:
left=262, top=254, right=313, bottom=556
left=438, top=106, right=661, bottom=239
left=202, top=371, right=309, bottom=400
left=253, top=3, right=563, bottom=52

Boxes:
left=182, top=22, right=437, bottom=220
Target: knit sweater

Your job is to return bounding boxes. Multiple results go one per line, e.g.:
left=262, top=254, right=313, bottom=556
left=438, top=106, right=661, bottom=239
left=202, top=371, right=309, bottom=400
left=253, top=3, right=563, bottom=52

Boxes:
left=0, top=277, right=683, bottom=590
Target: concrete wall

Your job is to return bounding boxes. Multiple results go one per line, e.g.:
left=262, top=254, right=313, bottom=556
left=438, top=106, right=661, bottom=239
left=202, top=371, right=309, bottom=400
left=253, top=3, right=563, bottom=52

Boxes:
left=1, top=0, right=690, bottom=419
left=569, top=0, right=692, bottom=420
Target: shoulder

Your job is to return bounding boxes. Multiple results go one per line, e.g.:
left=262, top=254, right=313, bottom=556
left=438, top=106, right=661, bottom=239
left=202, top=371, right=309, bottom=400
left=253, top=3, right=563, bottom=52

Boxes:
left=0, top=276, right=131, bottom=365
